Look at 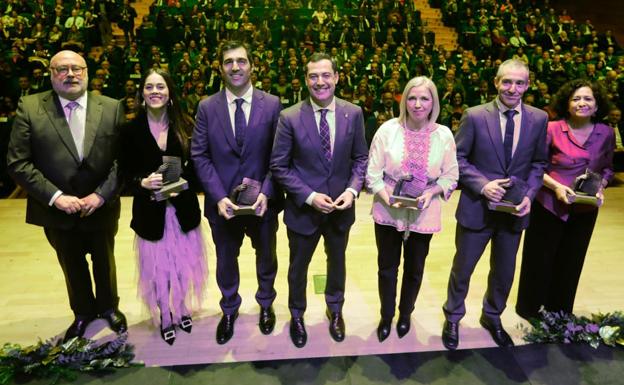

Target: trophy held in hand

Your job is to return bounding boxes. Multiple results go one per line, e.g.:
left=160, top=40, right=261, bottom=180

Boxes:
left=487, top=176, right=528, bottom=213
left=230, top=177, right=262, bottom=216
left=150, top=156, right=189, bottom=201
left=567, top=168, right=602, bottom=206
left=389, top=174, right=426, bottom=209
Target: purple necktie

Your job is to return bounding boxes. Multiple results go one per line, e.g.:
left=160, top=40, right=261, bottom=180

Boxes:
left=66, top=101, right=83, bottom=160
left=503, top=109, right=517, bottom=167
left=319, top=108, right=331, bottom=161
left=234, top=98, right=246, bottom=148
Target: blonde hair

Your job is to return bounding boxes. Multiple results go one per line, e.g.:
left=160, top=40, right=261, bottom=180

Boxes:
left=398, top=76, right=440, bottom=126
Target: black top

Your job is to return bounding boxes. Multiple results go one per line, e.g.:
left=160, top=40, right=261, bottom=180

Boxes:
left=119, top=114, right=201, bottom=241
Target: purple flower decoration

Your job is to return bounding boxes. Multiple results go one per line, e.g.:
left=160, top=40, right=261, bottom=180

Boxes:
left=585, top=323, right=599, bottom=333
left=566, top=322, right=578, bottom=332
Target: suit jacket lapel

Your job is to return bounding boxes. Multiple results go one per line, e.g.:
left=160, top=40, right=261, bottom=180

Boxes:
left=217, top=90, right=241, bottom=156
left=485, top=101, right=506, bottom=170
left=332, top=99, right=349, bottom=173
left=242, top=89, right=264, bottom=156
left=82, top=92, right=101, bottom=160
left=510, top=105, right=533, bottom=169
left=43, top=92, right=80, bottom=163
left=301, top=99, right=330, bottom=171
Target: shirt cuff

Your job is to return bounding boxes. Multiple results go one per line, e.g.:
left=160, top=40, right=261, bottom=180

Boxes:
left=49, top=190, right=63, bottom=206
left=305, top=191, right=316, bottom=206
left=346, top=188, right=358, bottom=199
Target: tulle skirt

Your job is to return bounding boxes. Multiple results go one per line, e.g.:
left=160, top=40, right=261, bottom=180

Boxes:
left=135, top=204, right=208, bottom=326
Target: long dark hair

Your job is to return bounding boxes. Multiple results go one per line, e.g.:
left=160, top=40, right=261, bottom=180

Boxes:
left=135, top=68, right=194, bottom=157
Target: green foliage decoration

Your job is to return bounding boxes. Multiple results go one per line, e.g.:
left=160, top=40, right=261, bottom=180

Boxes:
left=521, top=307, right=624, bottom=349
left=0, top=333, right=140, bottom=385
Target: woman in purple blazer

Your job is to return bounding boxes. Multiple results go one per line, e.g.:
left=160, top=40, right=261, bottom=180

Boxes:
left=516, top=79, right=615, bottom=320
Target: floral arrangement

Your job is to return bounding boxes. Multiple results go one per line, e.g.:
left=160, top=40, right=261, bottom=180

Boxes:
left=0, top=333, right=139, bottom=385
left=521, top=308, right=624, bottom=349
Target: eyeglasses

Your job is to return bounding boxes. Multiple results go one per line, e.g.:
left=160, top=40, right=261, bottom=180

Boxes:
left=51, top=65, right=87, bottom=76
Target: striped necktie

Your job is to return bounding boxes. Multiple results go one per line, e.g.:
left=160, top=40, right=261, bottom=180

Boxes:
left=319, top=108, right=331, bottom=161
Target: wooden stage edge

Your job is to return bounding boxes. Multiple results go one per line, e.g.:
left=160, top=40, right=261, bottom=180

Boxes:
left=1, top=185, right=623, bottom=367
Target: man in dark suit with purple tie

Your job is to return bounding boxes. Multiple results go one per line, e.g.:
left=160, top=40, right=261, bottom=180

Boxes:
left=442, top=59, right=548, bottom=350
left=191, top=40, right=283, bottom=345
left=7, top=50, right=127, bottom=341
left=270, top=53, right=368, bottom=348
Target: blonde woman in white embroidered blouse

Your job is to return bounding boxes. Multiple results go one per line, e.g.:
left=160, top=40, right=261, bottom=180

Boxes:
left=366, top=76, right=459, bottom=342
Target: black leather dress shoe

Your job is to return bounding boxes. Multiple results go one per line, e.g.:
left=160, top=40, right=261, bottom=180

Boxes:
left=377, top=319, right=392, bottom=342
left=259, top=306, right=276, bottom=335
left=396, top=315, right=411, bottom=338
left=442, top=320, right=459, bottom=350
left=289, top=317, right=307, bottom=348
left=326, top=309, right=345, bottom=342
left=64, top=317, right=94, bottom=342
left=179, top=315, right=192, bottom=334
left=216, top=312, right=238, bottom=345
left=479, top=316, right=514, bottom=347
left=102, top=309, right=127, bottom=334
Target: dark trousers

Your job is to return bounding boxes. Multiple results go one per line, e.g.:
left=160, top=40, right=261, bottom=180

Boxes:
left=287, top=223, right=349, bottom=318
left=516, top=201, right=598, bottom=319
left=375, top=223, right=433, bottom=320
left=209, top=214, right=279, bottom=315
left=443, top=222, right=522, bottom=325
left=44, top=224, right=119, bottom=318
left=613, top=151, right=624, bottom=172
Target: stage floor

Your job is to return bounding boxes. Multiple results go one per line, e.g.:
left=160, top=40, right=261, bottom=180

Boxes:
left=1, top=187, right=623, bottom=367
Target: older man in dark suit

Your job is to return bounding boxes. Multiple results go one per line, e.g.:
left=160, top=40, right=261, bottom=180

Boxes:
left=191, top=40, right=283, bottom=345
left=7, top=50, right=127, bottom=341
left=270, top=53, right=368, bottom=348
left=442, top=59, right=548, bottom=350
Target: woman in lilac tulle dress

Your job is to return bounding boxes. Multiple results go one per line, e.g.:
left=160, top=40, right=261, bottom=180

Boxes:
left=120, top=69, right=208, bottom=345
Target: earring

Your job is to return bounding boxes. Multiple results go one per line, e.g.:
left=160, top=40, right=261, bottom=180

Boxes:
left=141, top=100, right=145, bottom=107
left=168, top=99, right=173, bottom=106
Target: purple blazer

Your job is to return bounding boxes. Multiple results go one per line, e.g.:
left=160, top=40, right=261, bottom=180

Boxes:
left=270, top=97, right=368, bottom=235
left=191, top=88, right=283, bottom=223
left=454, top=100, right=548, bottom=231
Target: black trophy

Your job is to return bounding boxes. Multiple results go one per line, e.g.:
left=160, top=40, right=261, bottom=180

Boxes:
left=150, top=156, right=189, bottom=201
left=487, top=176, right=528, bottom=213
left=568, top=168, right=602, bottom=206
left=230, top=177, right=262, bottom=216
left=389, top=174, right=426, bottom=209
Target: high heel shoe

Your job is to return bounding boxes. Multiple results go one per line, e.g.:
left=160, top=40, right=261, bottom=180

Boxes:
left=377, top=318, right=392, bottom=342
left=160, top=324, right=176, bottom=345
left=396, top=314, right=411, bottom=338
left=160, top=312, right=176, bottom=345
left=179, top=315, right=192, bottom=333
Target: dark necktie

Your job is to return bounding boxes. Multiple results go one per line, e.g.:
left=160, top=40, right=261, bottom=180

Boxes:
left=319, top=108, right=331, bottom=161
left=234, top=98, right=246, bottom=148
left=503, top=109, right=517, bottom=167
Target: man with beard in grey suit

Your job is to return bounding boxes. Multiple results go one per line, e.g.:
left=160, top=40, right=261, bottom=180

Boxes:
left=7, top=50, right=127, bottom=341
